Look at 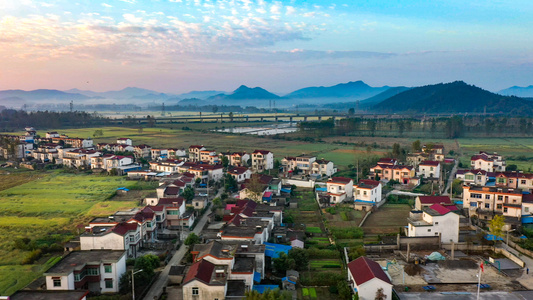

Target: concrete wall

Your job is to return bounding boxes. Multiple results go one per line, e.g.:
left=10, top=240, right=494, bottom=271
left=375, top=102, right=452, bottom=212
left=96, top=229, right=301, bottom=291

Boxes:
left=494, top=248, right=526, bottom=268
left=282, top=179, right=315, bottom=188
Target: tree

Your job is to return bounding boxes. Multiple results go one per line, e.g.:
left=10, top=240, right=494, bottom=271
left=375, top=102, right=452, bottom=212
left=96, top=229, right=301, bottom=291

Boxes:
left=288, top=248, right=309, bottom=271
left=245, top=288, right=291, bottom=300
left=182, top=186, right=195, bottom=201
left=411, top=140, right=421, bottom=152
left=489, top=215, right=505, bottom=239
left=224, top=173, right=238, bottom=193
left=222, top=156, right=229, bottom=168
left=375, top=287, right=387, bottom=300
left=272, top=252, right=295, bottom=274
left=184, top=232, right=200, bottom=245
left=337, top=280, right=352, bottom=300
left=229, top=112, right=234, bottom=122
left=392, top=143, right=401, bottom=158
left=348, top=108, right=355, bottom=115
left=212, top=105, right=219, bottom=113
left=367, top=119, right=377, bottom=136
left=246, top=175, right=266, bottom=201
left=93, top=129, right=104, bottom=138
left=134, top=254, right=160, bottom=280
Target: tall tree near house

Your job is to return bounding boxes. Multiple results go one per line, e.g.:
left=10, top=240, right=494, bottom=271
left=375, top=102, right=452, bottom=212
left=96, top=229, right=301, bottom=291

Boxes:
left=221, top=156, right=229, bottom=169
left=246, top=175, right=266, bottom=201
left=489, top=215, right=505, bottom=239
left=412, top=140, right=421, bottom=152
left=375, top=287, right=387, bottom=300
left=182, top=186, right=195, bottom=201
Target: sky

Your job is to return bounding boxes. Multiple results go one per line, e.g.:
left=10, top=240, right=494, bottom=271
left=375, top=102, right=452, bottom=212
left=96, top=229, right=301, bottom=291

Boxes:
left=1, top=0, right=533, bottom=94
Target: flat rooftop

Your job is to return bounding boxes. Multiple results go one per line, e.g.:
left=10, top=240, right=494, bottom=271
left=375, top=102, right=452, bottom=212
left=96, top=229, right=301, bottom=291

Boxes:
left=232, top=256, right=255, bottom=273
left=9, top=290, right=89, bottom=300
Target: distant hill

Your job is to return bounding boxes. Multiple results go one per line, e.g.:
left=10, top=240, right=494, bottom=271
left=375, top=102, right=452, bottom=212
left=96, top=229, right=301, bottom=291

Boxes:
left=178, top=90, right=226, bottom=100
left=178, top=98, right=207, bottom=106
left=65, top=87, right=162, bottom=99
left=285, top=81, right=389, bottom=99
left=130, top=93, right=170, bottom=101
left=207, top=85, right=281, bottom=103
left=372, top=81, right=533, bottom=114
left=360, top=86, right=410, bottom=106
left=499, top=85, right=533, bottom=97
left=0, top=89, right=90, bottom=101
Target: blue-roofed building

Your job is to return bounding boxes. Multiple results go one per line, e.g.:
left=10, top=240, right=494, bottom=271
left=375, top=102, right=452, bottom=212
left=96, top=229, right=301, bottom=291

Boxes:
left=253, top=285, right=280, bottom=294
left=264, top=242, right=292, bottom=258
left=485, top=234, right=503, bottom=241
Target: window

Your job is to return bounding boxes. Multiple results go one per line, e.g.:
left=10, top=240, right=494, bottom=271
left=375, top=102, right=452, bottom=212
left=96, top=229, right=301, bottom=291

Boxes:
left=485, top=203, right=490, bottom=209
left=434, top=222, right=439, bottom=225
left=105, top=279, right=113, bottom=289
left=427, top=229, right=431, bottom=232
left=497, top=204, right=502, bottom=209
left=498, top=195, right=503, bottom=201
left=504, top=207, right=508, bottom=213
left=485, top=195, right=490, bottom=199
left=168, top=210, right=179, bottom=215
left=363, top=191, right=367, bottom=196
left=465, top=175, right=474, bottom=180
left=104, top=264, right=112, bottom=273
left=87, top=268, right=99, bottom=276
left=192, top=287, right=199, bottom=295
left=470, top=202, right=478, bottom=207
left=195, top=202, right=199, bottom=207
left=53, top=278, right=61, bottom=287
left=497, top=177, right=506, bottom=183
left=471, top=193, right=482, bottom=199
left=526, top=207, right=530, bottom=213
left=522, top=180, right=527, bottom=185
left=510, top=179, right=514, bottom=184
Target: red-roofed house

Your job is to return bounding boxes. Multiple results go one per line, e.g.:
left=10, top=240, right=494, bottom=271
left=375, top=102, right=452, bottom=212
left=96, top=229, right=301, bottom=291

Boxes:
left=188, top=145, right=206, bottom=161
left=327, top=177, right=354, bottom=203
left=80, top=222, right=142, bottom=257
left=251, top=150, right=274, bottom=172
left=183, top=260, right=227, bottom=300
left=347, top=257, right=392, bottom=300
left=471, top=151, right=506, bottom=172
left=353, top=180, right=382, bottom=205
left=417, top=160, right=441, bottom=179
left=407, top=203, right=460, bottom=243
left=415, top=196, right=452, bottom=210
left=228, top=166, right=252, bottom=182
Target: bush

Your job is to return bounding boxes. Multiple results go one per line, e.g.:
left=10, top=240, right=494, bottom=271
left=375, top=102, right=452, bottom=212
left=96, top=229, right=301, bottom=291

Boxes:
left=22, top=249, right=42, bottom=264
left=331, top=227, right=363, bottom=239
left=301, top=272, right=344, bottom=286
left=307, top=247, right=340, bottom=259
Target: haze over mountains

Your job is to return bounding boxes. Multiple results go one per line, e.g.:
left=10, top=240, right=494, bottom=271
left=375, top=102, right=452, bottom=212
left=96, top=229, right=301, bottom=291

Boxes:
left=1, top=81, right=533, bottom=114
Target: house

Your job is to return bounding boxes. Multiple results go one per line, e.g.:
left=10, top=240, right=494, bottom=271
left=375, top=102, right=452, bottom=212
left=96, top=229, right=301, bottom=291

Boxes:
left=200, top=149, right=220, bottom=164
left=282, top=270, right=299, bottom=291
left=167, top=148, right=187, bottom=159
left=415, top=196, right=452, bottom=210
left=494, top=172, right=533, bottom=192
left=169, top=265, right=186, bottom=285
left=407, top=204, right=460, bottom=243
left=471, top=151, right=506, bottom=172
left=221, top=151, right=250, bottom=167
left=43, top=250, right=126, bottom=293
left=189, top=145, right=206, bottom=161
left=311, top=159, right=337, bottom=177
left=353, top=180, right=382, bottom=210
left=456, top=169, right=489, bottom=186
left=417, top=160, right=441, bottom=179
left=149, top=159, right=184, bottom=173
left=281, top=155, right=316, bottom=175
left=370, top=164, right=415, bottom=184
left=150, top=148, right=169, bottom=160
left=133, top=144, right=152, bottom=159
left=80, top=222, right=142, bottom=258
left=327, top=177, right=354, bottom=203
left=239, top=174, right=274, bottom=202
left=116, top=138, right=132, bottom=146
left=463, top=185, right=523, bottom=222
left=347, top=256, right=392, bottom=300
left=182, top=260, right=228, bottom=300
left=45, top=131, right=60, bottom=139
left=157, top=197, right=186, bottom=229
left=251, top=150, right=274, bottom=172
left=228, top=166, right=252, bottom=183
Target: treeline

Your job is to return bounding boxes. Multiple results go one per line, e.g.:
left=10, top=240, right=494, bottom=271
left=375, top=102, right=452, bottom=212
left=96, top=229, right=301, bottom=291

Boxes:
left=0, top=109, right=111, bottom=130
left=299, top=116, right=533, bottom=139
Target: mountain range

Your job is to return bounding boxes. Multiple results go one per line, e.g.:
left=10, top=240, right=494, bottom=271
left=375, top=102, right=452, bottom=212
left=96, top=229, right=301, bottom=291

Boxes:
left=1, top=81, right=533, bottom=114
left=498, top=86, right=533, bottom=98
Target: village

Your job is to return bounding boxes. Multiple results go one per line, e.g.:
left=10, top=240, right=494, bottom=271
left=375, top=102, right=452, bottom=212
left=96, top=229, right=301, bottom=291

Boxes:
left=2, top=127, right=533, bottom=300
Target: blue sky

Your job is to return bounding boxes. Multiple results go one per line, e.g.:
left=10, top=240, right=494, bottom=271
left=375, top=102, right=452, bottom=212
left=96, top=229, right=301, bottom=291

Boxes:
left=1, top=0, right=532, bottom=94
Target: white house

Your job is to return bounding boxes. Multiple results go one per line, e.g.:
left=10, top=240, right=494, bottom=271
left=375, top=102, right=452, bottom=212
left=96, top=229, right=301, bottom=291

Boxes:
left=251, top=150, right=274, bottom=172
left=455, top=169, right=489, bottom=186
left=311, top=159, right=337, bottom=177
left=353, top=180, right=382, bottom=205
left=80, top=222, right=142, bottom=258
left=415, top=196, right=452, bottom=211
left=417, top=160, right=441, bottom=179
left=43, top=250, right=126, bottom=293
left=116, top=138, right=132, bottom=146
left=471, top=151, right=506, bottom=172
left=228, top=166, right=252, bottom=183
left=407, top=204, right=460, bottom=243
left=347, top=257, right=392, bottom=300
left=182, top=260, right=227, bottom=300
left=46, top=131, right=60, bottom=138
left=326, top=177, right=354, bottom=203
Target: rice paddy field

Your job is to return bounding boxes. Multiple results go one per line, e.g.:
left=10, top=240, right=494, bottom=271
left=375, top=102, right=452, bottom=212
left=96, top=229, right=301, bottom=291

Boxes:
left=0, top=170, right=140, bottom=295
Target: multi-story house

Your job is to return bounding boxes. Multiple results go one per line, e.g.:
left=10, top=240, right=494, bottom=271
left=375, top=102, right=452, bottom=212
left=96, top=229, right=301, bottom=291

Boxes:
left=182, top=260, right=228, bottom=300
left=456, top=169, right=489, bottom=186
left=417, top=161, right=441, bottom=179
left=251, top=150, right=274, bottom=172
left=200, top=149, right=220, bottom=164
left=45, top=131, right=60, bottom=138
left=407, top=204, right=460, bottom=243
left=43, top=250, right=126, bottom=293
left=150, top=148, right=168, bottom=160
left=116, top=138, right=132, bottom=146
left=347, top=257, right=393, bottom=300
left=370, top=164, right=415, bottom=185
left=156, top=197, right=187, bottom=229
left=415, top=195, right=452, bottom=210
left=281, top=155, right=316, bottom=175
left=149, top=159, right=184, bottom=173
left=353, top=179, right=382, bottom=206
left=167, top=148, right=187, bottom=159
left=189, top=145, right=206, bottom=161
left=80, top=222, right=142, bottom=258
left=228, top=166, right=252, bottom=183
left=220, top=151, right=250, bottom=167
left=133, top=144, right=152, bottom=159
left=327, top=177, right=354, bottom=203
left=463, top=185, right=523, bottom=223
left=311, top=159, right=337, bottom=177
left=471, top=151, right=506, bottom=172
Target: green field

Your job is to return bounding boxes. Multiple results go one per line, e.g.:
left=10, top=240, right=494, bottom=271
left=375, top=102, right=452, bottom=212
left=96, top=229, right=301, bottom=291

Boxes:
left=0, top=171, right=140, bottom=295
left=305, top=227, right=322, bottom=234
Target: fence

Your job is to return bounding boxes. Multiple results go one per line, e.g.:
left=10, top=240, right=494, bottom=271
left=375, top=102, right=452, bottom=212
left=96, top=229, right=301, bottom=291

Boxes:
left=282, top=178, right=316, bottom=188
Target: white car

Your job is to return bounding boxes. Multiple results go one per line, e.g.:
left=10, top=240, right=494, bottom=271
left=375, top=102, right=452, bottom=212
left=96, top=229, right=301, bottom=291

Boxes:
left=198, top=193, right=208, bottom=197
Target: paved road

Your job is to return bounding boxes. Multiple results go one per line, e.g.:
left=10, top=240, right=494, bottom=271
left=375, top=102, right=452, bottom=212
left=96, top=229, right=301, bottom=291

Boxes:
left=442, top=159, right=459, bottom=196
left=143, top=202, right=214, bottom=300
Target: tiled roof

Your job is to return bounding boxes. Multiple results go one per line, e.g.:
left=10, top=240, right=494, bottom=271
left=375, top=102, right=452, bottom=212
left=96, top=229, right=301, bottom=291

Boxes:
left=183, top=259, right=215, bottom=284
left=253, top=150, right=271, bottom=155
left=329, top=177, right=353, bottom=184
left=112, top=222, right=138, bottom=236
left=348, top=257, right=391, bottom=286
left=420, top=160, right=440, bottom=166
left=428, top=203, right=458, bottom=215
left=418, top=196, right=452, bottom=205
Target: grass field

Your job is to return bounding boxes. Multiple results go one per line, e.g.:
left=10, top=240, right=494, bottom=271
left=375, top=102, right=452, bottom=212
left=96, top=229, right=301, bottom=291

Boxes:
left=309, top=259, right=342, bottom=270
left=0, top=170, right=42, bottom=192
left=362, top=204, right=411, bottom=235
left=0, top=171, right=140, bottom=295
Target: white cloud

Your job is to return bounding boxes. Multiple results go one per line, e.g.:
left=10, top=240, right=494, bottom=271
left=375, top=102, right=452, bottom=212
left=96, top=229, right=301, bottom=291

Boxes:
left=101, top=3, right=112, bottom=8
left=270, top=4, right=281, bottom=15
left=118, top=0, right=136, bottom=3
left=123, top=14, right=142, bottom=23
left=286, top=6, right=296, bottom=15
